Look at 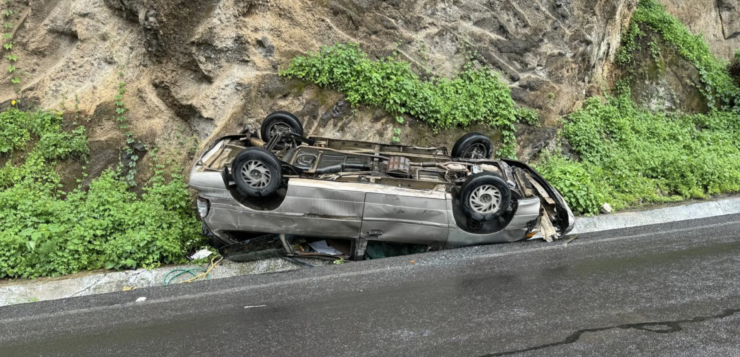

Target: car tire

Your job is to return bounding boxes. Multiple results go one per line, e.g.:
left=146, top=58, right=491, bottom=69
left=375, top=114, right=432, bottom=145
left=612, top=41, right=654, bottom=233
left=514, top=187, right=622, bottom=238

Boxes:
left=460, top=172, right=511, bottom=221
left=232, top=147, right=282, bottom=197
left=451, top=133, right=493, bottom=159
left=260, top=111, right=304, bottom=144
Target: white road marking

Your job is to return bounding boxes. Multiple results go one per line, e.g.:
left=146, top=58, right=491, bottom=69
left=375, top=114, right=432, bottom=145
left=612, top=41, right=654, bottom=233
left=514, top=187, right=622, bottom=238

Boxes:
left=244, top=305, right=267, bottom=309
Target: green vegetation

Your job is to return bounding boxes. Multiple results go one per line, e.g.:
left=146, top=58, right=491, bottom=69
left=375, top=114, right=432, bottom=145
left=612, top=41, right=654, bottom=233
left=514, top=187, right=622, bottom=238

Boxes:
left=280, top=43, right=533, bottom=158
left=0, top=109, right=202, bottom=278
left=3, top=0, right=20, bottom=91
left=730, top=51, right=740, bottom=86
left=536, top=151, right=605, bottom=216
left=391, top=127, right=402, bottom=144
left=114, top=66, right=141, bottom=185
left=618, top=0, right=740, bottom=112
left=538, top=92, right=740, bottom=215
left=536, top=0, right=740, bottom=216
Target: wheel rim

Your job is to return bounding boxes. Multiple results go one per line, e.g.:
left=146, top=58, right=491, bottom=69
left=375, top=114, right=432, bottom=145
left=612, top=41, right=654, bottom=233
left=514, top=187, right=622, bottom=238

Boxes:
left=469, top=184, right=502, bottom=215
left=241, top=160, right=272, bottom=188
left=463, top=143, right=487, bottom=159
left=268, top=122, right=293, bottom=141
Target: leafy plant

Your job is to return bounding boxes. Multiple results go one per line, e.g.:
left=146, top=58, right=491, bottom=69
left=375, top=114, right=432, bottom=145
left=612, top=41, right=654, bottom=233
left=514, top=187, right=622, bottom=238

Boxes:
left=542, top=0, right=740, bottom=215
left=730, top=51, right=740, bottom=87
left=536, top=152, right=604, bottom=216
left=618, top=0, right=740, bottom=112
left=515, top=107, right=539, bottom=126
left=3, top=1, right=18, bottom=91
left=391, top=128, right=402, bottom=143
left=540, top=91, right=740, bottom=214
left=113, top=66, right=142, bottom=186
left=280, top=43, right=536, bottom=158
left=35, top=127, right=88, bottom=160
left=0, top=109, right=203, bottom=278
left=0, top=110, right=29, bottom=153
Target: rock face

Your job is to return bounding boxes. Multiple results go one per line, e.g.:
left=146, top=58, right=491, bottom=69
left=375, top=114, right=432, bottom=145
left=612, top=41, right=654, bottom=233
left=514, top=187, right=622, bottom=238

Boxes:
left=623, top=27, right=710, bottom=113
left=657, top=0, right=740, bottom=59
left=0, top=0, right=734, bottom=173
left=1, top=0, right=639, bottom=162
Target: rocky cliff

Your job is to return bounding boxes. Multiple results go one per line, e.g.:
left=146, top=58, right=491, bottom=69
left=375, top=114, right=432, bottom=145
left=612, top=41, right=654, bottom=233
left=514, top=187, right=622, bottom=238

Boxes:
left=660, top=0, right=740, bottom=58
left=0, top=0, right=736, bottom=179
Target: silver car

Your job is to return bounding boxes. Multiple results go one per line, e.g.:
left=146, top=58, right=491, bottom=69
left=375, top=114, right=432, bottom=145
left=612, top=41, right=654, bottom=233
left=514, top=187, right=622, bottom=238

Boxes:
left=190, top=111, right=574, bottom=261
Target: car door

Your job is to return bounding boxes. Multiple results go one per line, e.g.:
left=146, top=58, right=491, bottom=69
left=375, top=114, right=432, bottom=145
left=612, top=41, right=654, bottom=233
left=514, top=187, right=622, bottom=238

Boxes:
left=360, top=190, right=449, bottom=245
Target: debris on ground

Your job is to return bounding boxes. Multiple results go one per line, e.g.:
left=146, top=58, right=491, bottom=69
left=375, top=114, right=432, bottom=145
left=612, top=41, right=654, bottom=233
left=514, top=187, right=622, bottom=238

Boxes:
left=539, top=210, right=558, bottom=243
left=307, top=240, right=342, bottom=255
left=565, top=235, right=581, bottom=245
left=162, top=256, right=223, bottom=285
left=187, top=249, right=213, bottom=261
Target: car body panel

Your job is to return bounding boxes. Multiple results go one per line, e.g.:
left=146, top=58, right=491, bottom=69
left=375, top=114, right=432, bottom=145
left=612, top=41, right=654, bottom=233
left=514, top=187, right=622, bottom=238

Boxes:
left=361, top=191, right=449, bottom=245
left=445, top=196, right=540, bottom=248
left=199, top=179, right=365, bottom=240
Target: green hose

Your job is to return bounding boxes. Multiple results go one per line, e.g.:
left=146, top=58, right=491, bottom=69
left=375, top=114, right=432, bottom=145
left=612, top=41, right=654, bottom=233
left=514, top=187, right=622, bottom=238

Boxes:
left=162, top=267, right=209, bottom=286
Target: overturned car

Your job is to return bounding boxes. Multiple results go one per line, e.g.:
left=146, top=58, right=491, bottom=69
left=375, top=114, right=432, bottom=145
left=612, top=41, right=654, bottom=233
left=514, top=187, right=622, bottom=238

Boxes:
left=189, top=111, right=574, bottom=261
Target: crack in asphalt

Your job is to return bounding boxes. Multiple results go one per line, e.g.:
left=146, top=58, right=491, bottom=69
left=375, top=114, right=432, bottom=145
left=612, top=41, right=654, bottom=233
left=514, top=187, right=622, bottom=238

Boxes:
left=481, top=308, right=740, bottom=356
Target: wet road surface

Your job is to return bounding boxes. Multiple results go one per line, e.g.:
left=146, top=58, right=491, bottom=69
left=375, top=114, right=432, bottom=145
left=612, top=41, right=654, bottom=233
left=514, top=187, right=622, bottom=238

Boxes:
left=2, top=214, right=740, bottom=356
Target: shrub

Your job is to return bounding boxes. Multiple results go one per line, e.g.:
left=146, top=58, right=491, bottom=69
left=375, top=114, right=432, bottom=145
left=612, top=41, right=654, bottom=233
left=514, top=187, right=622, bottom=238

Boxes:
left=541, top=92, right=740, bottom=214
left=0, top=109, right=32, bottom=153
left=730, top=51, right=740, bottom=87
left=0, top=109, right=203, bottom=278
left=536, top=153, right=604, bottom=215
left=618, top=0, right=740, bottom=112
left=543, top=0, right=740, bottom=215
left=280, top=43, right=533, bottom=158
left=35, top=126, right=88, bottom=160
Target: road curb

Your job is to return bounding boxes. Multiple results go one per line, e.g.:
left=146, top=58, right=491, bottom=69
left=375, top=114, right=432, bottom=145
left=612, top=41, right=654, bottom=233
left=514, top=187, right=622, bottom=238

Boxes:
left=3, top=197, right=739, bottom=308
left=0, top=258, right=327, bottom=307
left=570, top=197, right=740, bottom=235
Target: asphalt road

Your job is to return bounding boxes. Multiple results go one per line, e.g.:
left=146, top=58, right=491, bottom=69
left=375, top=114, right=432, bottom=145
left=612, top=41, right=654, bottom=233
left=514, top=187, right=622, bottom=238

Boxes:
left=2, top=214, right=740, bottom=357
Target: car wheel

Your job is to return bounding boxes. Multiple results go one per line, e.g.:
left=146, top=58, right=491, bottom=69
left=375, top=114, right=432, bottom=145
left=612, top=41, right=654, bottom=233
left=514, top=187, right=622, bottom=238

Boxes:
left=460, top=172, right=511, bottom=221
left=451, top=133, right=493, bottom=159
left=260, top=111, right=304, bottom=145
left=232, top=147, right=282, bottom=197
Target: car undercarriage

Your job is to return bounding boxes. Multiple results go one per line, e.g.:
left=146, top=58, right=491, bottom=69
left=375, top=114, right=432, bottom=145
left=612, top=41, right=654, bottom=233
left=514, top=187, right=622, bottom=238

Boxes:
left=189, top=112, right=575, bottom=262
